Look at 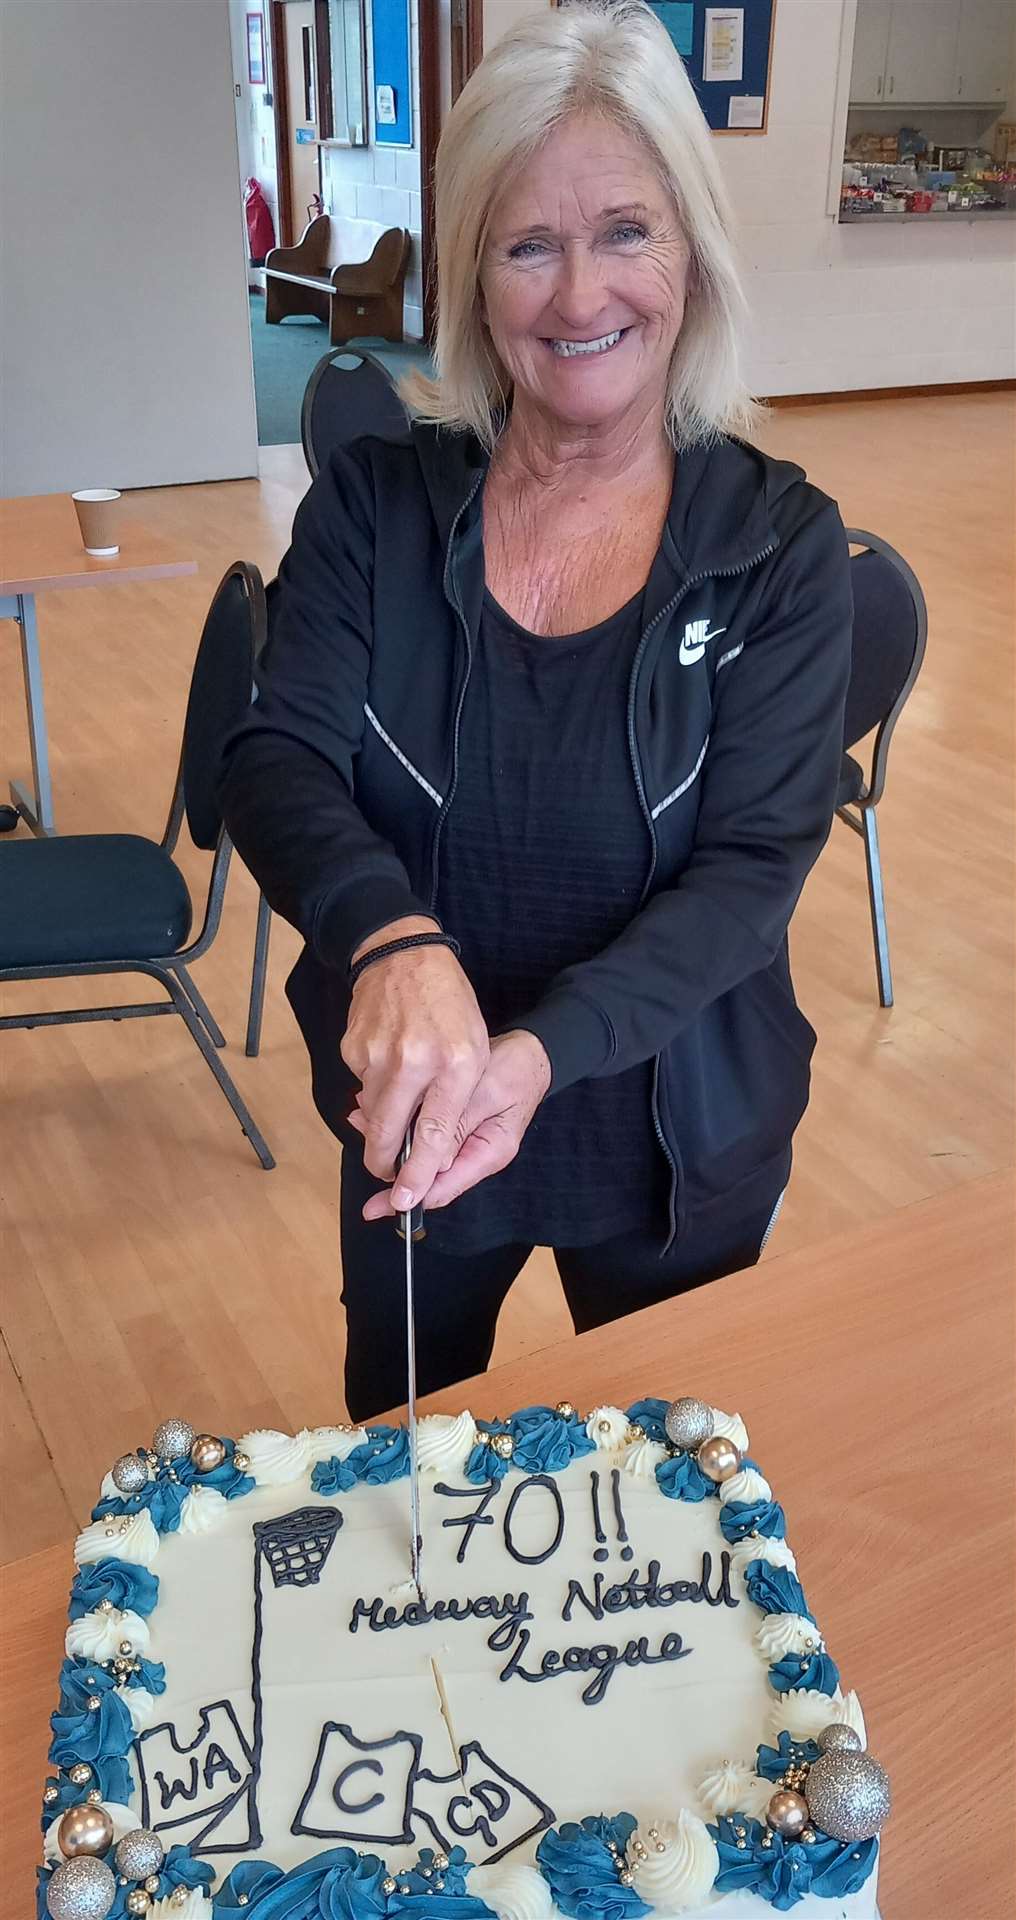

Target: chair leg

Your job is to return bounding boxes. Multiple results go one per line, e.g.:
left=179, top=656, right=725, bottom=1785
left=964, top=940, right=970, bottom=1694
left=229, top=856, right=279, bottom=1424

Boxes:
left=862, top=807, right=893, bottom=1009
left=158, top=967, right=276, bottom=1169
left=245, top=892, right=272, bottom=1058
left=172, top=963, right=226, bottom=1048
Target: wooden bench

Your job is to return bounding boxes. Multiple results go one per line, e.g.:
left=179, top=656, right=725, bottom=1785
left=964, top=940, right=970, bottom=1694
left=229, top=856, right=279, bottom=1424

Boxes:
left=264, top=215, right=411, bottom=344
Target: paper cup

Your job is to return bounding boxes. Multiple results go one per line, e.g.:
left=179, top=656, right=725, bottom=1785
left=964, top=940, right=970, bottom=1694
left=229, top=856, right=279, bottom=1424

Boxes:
left=72, top=488, right=121, bottom=555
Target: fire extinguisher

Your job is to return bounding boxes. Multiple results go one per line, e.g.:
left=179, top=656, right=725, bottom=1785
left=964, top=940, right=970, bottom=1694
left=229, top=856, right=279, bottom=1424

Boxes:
left=244, top=178, right=276, bottom=265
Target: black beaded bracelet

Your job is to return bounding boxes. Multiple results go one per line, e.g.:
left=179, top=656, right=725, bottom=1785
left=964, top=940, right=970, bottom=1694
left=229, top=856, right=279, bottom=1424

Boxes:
left=348, top=930, right=461, bottom=988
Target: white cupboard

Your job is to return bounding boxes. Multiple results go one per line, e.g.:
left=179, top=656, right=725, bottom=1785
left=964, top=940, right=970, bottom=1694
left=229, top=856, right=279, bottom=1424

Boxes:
left=850, top=0, right=1013, bottom=106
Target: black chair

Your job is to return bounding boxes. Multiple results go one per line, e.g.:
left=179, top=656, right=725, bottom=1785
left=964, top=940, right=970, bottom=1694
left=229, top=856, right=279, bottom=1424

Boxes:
left=0, top=562, right=275, bottom=1168
left=837, top=529, right=928, bottom=1009
left=300, top=344, right=410, bottom=479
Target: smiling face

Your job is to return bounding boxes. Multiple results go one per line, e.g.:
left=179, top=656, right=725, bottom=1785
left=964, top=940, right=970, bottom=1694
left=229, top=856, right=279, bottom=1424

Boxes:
left=478, top=111, right=690, bottom=435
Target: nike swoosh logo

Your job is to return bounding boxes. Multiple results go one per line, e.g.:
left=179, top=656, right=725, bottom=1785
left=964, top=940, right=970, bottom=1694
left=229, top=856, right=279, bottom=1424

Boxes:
left=678, top=626, right=726, bottom=666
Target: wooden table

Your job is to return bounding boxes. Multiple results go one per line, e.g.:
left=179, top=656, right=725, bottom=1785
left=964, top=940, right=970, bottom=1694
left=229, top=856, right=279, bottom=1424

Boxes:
left=4, top=1174, right=1012, bottom=1917
left=0, top=493, right=196, bottom=835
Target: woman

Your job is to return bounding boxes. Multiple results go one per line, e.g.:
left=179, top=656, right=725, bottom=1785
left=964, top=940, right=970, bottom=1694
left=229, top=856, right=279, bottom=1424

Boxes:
left=220, top=0, right=852, bottom=1422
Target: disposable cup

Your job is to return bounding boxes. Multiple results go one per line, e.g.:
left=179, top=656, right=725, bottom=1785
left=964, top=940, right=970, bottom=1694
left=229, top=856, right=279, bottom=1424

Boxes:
left=72, top=488, right=121, bottom=555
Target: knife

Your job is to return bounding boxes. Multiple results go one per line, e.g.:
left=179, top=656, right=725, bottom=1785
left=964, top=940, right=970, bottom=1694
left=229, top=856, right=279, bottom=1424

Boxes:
left=395, top=1129, right=426, bottom=1604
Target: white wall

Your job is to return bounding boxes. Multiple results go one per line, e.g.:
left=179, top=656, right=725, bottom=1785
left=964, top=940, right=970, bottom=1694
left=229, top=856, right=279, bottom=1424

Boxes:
left=320, top=0, right=425, bottom=338
left=228, top=0, right=280, bottom=250
left=482, top=0, right=1016, bottom=393
left=0, top=0, right=258, bottom=496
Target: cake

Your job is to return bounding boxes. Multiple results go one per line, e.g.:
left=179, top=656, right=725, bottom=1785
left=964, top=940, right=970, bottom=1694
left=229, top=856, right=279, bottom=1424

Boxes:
left=40, top=1398, right=888, bottom=1919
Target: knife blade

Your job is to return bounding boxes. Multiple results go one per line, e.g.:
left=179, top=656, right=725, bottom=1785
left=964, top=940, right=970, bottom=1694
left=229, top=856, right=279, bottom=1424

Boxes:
left=396, top=1129, right=426, bottom=1604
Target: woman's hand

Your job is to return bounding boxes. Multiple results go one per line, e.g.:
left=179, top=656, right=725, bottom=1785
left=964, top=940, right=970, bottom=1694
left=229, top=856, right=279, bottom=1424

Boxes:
left=341, top=917, right=490, bottom=1207
left=360, top=1028, right=551, bottom=1220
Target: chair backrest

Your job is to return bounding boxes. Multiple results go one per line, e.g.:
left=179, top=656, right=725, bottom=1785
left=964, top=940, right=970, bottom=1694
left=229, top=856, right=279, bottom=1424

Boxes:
left=301, top=345, right=411, bottom=479
left=842, top=529, right=928, bottom=806
left=179, top=561, right=267, bottom=850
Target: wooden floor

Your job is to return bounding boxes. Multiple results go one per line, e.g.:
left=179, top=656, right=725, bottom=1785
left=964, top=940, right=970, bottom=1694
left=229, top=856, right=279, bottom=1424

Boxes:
left=1, top=392, right=1013, bottom=1566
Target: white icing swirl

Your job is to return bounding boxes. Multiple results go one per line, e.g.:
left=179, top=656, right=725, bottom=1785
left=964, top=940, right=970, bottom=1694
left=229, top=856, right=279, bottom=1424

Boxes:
left=415, top=1410, right=477, bottom=1474
left=719, top=1466, right=772, bottom=1507
left=468, top=1863, right=554, bottom=1920
left=179, top=1486, right=229, bottom=1534
left=122, top=1685, right=156, bottom=1732
left=65, top=1607, right=150, bottom=1662
left=772, top=1685, right=866, bottom=1744
left=727, top=1532, right=798, bottom=1577
left=755, top=1612, right=823, bottom=1662
left=234, top=1428, right=311, bottom=1486
left=711, top=1406, right=749, bottom=1452
left=302, top=1424, right=368, bottom=1460
left=585, top=1405, right=630, bottom=1451
left=43, top=1802, right=137, bottom=1864
left=74, top=1508, right=159, bottom=1568
left=622, top=1437, right=669, bottom=1480
left=697, top=1761, right=774, bottom=1820
left=626, top=1811, right=719, bottom=1911
left=150, top=1894, right=210, bottom=1918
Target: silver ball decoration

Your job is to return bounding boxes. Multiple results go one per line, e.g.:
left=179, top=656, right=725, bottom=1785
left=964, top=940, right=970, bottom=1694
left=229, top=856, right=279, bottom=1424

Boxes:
left=805, top=1750, right=891, bottom=1842
left=111, top=1453, right=149, bottom=1496
left=663, top=1396, right=714, bottom=1451
left=114, top=1829, right=165, bottom=1881
left=151, top=1417, right=195, bottom=1462
left=45, top=1855, right=117, bottom=1920
left=818, top=1722, right=864, bottom=1755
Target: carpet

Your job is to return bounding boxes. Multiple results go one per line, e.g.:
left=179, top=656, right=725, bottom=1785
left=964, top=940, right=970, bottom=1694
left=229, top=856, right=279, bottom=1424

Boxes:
left=248, top=293, right=432, bottom=446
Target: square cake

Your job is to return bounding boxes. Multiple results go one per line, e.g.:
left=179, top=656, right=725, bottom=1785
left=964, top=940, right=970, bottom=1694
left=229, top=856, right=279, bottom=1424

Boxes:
left=39, top=1397, right=888, bottom=1918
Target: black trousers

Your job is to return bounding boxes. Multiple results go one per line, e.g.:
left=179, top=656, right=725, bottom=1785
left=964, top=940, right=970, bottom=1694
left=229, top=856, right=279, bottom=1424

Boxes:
left=339, top=1149, right=790, bottom=1423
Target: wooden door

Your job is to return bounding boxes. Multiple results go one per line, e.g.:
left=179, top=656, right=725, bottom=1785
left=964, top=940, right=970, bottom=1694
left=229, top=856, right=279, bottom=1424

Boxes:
left=283, top=0, right=321, bottom=236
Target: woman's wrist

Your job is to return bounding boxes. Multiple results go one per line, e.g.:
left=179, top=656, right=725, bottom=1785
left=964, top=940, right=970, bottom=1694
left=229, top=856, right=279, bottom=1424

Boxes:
left=350, top=915, right=441, bottom=968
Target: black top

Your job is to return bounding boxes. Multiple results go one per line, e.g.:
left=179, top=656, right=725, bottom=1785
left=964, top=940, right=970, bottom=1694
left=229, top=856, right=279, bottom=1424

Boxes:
left=426, top=584, right=667, bottom=1254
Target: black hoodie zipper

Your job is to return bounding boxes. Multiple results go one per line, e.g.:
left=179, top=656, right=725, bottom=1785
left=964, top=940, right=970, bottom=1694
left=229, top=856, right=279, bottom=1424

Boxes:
left=429, top=467, right=486, bottom=910
left=626, top=544, right=777, bottom=1252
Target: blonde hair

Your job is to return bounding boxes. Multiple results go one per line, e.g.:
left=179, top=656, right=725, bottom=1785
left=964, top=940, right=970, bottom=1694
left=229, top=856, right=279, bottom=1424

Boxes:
left=399, top=0, right=759, bottom=450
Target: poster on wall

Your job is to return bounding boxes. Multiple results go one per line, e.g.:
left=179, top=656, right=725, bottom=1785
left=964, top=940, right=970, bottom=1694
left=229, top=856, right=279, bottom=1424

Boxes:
left=246, top=11, right=266, bottom=88
left=556, top=1, right=776, bottom=136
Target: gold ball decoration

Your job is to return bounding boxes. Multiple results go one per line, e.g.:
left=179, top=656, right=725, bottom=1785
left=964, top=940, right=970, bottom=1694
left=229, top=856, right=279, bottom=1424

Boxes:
left=125, top=1894, right=150, bottom=1917
left=111, top=1453, right=149, bottom=1497
left=765, top=1789, right=810, bottom=1839
left=696, top=1433, right=742, bottom=1483
left=151, top=1418, right=195, bottom=1463
left=44, top=1785, right=60, bottom=1805
left=57, top=1804, right=115, bottom=1859
left=68, top=1765, right=92, bottom=1787
left=233, top=1450, right=251, bottom=1474
left=491, top=1432, right=515, bottom=1459
left=143, top=1878, right=162, bottom=1895
left=805, top=1750, right=891, bottom=1842
left=554, top=1401, right=576, bottom=1421
left=189, top=1433, right=227, bottom=1473
left=45, top=1856, right=117, bottom=1920
left=817, top=1722, right=863, bottom=1755
left=664, top=1396, right=714, bottom=1451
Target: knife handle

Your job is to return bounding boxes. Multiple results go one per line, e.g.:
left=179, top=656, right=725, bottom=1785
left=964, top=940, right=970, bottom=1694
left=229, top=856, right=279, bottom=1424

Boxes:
left=394, top=1129, right=427, bottom=1242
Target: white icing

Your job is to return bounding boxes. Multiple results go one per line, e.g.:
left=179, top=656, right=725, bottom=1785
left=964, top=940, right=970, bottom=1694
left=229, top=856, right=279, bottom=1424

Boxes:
left=626, top=1811, right=719, bottom=1911
left=755, top=1613, right=824, bottom=1662
left=65, top=1606, right=151, bottom=1662
left=585, top=1405, right=630, bottom=1451
left=772, top=1685, right=866, bottom=1744
left=302, top=1424, right=368, bottom=1460
left=235, top=1428, right=311, bottom=1486
left=179, top=1485, right=230, bottom=1534
left=468, top=1862, right=554, bottom=1920
left=74, top=1508, right=159, bottom=1568
left=622, top=1437, right=669, bottom=1480
left=122, top=1685, right=156, bottom=1731
left=711, top=1406, right=750, bottom=1452
left=150, top=1894, right=210, bottom=1918
left=416, top=1410, right=477, bottom=1474
left=697, top=1758, right=773, bottom=1819
left=727, top=1531, right=798, bottom=1576
left=719, top=1466, right=772, bottom=1507
left=43, top=1802, right=137, bottom=1865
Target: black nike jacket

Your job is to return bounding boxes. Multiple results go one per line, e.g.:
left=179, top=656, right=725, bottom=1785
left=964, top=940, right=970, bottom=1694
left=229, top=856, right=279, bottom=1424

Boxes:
left=219, top=422, right=853, bottom=1249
